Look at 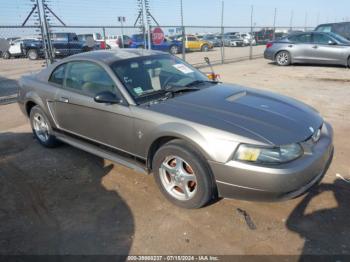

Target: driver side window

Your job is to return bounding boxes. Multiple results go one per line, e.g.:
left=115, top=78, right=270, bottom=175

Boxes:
left=64, top=61, right=116, bottom=97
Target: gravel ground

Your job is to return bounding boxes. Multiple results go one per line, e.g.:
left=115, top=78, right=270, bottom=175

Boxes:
left=0, top=58, right=349, bottom=256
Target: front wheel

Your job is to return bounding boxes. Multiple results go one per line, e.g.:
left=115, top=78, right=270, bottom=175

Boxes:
left=169, top=45, right=179, bottom=55
left=2, top=51, right=10, bottom=59
left=201, top=44, right=209, bottom=52
left=275, top=51, right=291, bottom=66
left=30, top=105, right=60, bottom=148
left=152, top=139, right=216, bottom=209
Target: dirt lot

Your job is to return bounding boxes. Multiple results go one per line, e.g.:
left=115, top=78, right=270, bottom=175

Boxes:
left=0, top=58, right=349, bottom=257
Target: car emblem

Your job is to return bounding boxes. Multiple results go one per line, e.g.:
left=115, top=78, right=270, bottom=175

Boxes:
left=309, top=127, right=315, bottom=134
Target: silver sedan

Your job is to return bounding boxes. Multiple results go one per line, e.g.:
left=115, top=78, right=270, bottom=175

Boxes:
left=264, top=31, right=350, bottom=66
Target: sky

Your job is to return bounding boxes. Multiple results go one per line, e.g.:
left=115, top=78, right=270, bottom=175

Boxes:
left=1, top=0, right=350, bottom=37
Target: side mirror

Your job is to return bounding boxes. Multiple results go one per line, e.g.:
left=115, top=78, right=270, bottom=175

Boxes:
left=328, top=40, right=337, bottom=45
left=94, top=91, right=122, bottom=104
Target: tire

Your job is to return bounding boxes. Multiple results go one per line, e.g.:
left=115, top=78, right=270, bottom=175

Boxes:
left=29, top=105, right=60, bottom=148
left=275, top=50, right=291, bottom=66
left=152, top=139, right=216, bottom=209
left=169, top=45, right=179, bottom=55
left=27, top=49, right=38, bottom=60
left=201, top=44, right=209, bottom=52
left=347, top=56, right=350, bottom=68
left=2, top=51, right=10, bottom=59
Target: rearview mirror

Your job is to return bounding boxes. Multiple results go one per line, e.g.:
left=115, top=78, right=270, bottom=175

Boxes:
left=94, top=91, right=122, bottom=104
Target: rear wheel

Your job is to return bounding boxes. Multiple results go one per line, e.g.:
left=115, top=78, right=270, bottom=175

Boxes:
left=275, top=51, right=291, bottom=66
left=27, top=49, right=38, bottom=60
left=169, top=45, right=179, bottom=55
left=2, top=51, right=10, bottom=59
left=30, top=106, right=60, bottom=148
left=152, top=139, right=216, bottom=209
left=347, top=56, right=350, bottom=68
left=201, top=44, right=209, bottom=52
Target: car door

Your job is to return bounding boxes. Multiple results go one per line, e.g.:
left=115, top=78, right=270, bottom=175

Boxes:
left=311, top=33, right=346, bottom=64
left=287, top=33, right=314, bottom=62
left=51, top=61, right=135, bottom=154
left=9, top=40, right=22, bottom=55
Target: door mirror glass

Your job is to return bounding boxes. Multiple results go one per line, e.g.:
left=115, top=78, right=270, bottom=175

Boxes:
left=328, top=40, right=337, bottom=45
left=94, top=91, right=122, bottom=104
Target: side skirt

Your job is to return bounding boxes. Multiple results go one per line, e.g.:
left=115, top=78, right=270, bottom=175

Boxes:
left=53, top=130, right=149, bottom=175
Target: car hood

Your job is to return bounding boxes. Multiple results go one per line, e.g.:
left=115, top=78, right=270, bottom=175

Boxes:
left=146, top=84, right=323, bottom=145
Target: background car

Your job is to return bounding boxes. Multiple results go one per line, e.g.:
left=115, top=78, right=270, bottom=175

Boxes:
left=264, top=31, right=350, bottom=66
left=130, top=34, right=182, bottom=54
left=2, top=38, right=40, bottom=59
left=105, top=35, right=131, bottom=49
left=315, top=22, right=350, bottom=40
left=234, top=32, right=256, bottom=46
left=223, top=35, right=244, bottom=47
left=202, top=34, right=222, bottom=47
left=77, top=33, right=106, bottom=49
left=179, top=35, right=213, bottom=52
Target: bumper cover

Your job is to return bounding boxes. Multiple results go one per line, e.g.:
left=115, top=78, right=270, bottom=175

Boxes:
left=209, top=123, right=334, bottom=201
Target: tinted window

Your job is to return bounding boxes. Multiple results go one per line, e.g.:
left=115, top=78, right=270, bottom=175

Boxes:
left=313, top=33, right=332, bottom=44
left=49, top=64, right=66, bottom=86
left=187, top=36, right=197, bottom=41
left=288, top=33, right=312, bottom=43
left=316, top=25, right=332, bottom=32
left=65, top=62, right=116, bottom=97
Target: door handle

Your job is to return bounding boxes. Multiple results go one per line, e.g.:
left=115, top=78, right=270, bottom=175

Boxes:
left=288, top=45, right=293, bottom=48
left=312, top=45, right=318, bottom=49
left=59, top=97, right=69, bottom=103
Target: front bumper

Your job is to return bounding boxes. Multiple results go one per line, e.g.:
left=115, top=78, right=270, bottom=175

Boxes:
left=209, top=123, right=334, bottom=201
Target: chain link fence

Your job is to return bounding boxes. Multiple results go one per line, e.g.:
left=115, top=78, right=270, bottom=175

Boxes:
left=0, top=0, right=318, bottom=104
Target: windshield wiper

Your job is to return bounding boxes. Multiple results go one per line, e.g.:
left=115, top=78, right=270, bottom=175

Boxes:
left=164, top=85, right=200, bottom=96
left=185, top=79, right=219, bottom=87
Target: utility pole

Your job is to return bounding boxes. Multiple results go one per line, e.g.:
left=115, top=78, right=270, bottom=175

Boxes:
left=273, top=8, right=277, bottom=40
left=118, top=16, right=126, bottom=48
left=249, top=5, right=253, bottom=60
left=317, top=12, right=320, bottom=25
left=180, top=0, right=185, bottom=60
left=220, top=0, right=224, bottom=63
left=290, top=10, right=294, bottom=32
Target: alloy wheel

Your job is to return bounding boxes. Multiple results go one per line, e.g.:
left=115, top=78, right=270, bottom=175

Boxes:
left=32, top=112, right=50, bottom=143
left=159, top=155, right=197, bottom=201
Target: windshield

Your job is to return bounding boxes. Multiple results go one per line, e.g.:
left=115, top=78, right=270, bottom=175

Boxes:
left=111, top=54, right=210, bottom=104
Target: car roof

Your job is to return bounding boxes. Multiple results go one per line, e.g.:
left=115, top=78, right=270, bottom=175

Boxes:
left=66, top=49, right=166, bottom=64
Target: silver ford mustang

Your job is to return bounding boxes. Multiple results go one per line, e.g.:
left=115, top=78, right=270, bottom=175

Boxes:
left=18, top=49, right=333, bottom=209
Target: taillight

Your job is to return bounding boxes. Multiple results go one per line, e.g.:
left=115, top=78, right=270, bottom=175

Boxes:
left=100, top=41, right=106, bottom=49
left=266, top=42, right=273, bottom=48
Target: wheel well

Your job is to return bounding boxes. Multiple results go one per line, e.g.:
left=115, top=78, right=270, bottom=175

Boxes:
left=25, top=101, right=37, bottom=116
left=146, top=136, right=180, bottom=171
left=275, top=50, right=290, bottom=60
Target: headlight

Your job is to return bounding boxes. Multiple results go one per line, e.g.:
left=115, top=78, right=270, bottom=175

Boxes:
left=234, top=143, right=303, bottom=164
